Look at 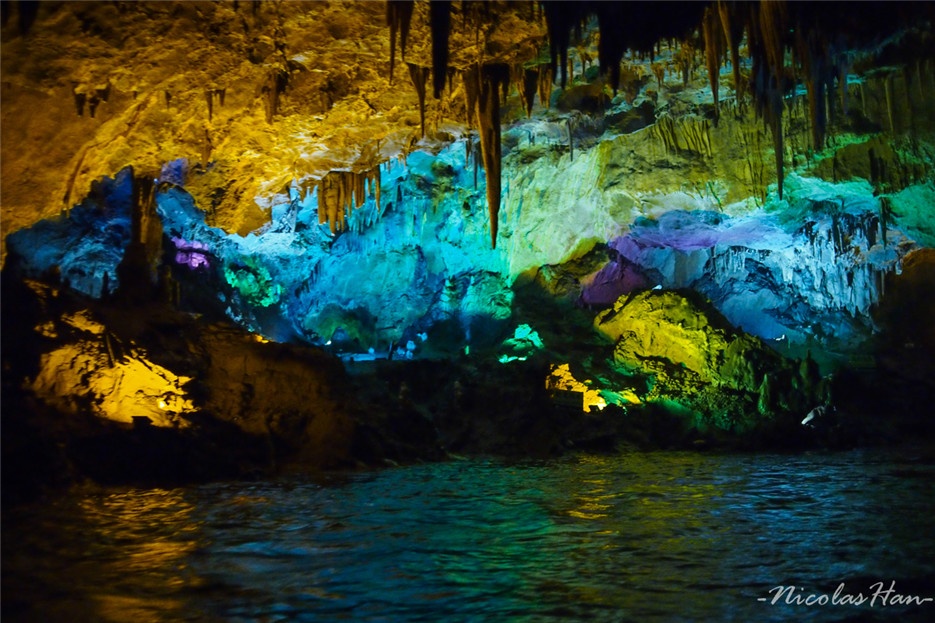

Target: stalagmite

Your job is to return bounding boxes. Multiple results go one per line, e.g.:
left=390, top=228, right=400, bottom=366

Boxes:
left=567, top=117, right=574, bottom=161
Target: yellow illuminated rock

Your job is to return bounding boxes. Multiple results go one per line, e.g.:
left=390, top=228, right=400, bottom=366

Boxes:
left=595, top=290, right=775, bottom=395
left=547, top=363, right=607, bottom=412
left=31, top=339, right=194, bottom=428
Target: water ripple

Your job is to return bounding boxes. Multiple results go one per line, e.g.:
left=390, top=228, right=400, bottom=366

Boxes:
left=4, top=449, right=935, bottom=622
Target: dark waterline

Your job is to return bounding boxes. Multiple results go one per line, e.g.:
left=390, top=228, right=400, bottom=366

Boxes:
left=4, top=449, right=935, bottom=622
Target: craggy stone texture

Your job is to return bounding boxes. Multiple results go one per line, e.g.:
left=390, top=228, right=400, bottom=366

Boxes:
left=0, top=278, right=418, bottom=503
left=3, top=2, right=935, bottom=497
left=595, top=289, right=821, bottom=434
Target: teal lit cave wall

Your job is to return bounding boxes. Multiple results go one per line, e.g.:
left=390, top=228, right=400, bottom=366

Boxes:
left=7, top=133, right=931, bottom=369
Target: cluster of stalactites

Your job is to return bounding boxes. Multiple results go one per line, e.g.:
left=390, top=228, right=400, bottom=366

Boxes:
left=386, top=0, right=415, bottom=84
left=305, top=169, right=382, bottom=234
left=387, top=1, right=932, bottom=242
left=512, top=64, right=553, bottom=118
left=540, top=1, right=934, bottom=202
left=463, top=63, right=511, bottom=249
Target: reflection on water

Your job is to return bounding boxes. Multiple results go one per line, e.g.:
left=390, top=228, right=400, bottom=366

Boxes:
left=4, top=449, right=935, bottom=622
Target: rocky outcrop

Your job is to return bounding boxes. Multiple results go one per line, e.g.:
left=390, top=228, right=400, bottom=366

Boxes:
left=595, top=289, right=822, bottom=434
left=0, top=275, right=433, bottom=504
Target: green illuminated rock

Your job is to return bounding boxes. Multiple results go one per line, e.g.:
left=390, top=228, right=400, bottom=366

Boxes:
left=595, top=290, right=775, bottom=392
left=594, top=289, right=821, bottom=433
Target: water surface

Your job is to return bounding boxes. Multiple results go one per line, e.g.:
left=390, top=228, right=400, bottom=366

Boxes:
left=4, top=449, right=935, bottom=622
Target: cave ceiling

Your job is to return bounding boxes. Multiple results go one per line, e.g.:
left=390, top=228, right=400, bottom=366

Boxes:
left=1, top=0, right=933, bottom=247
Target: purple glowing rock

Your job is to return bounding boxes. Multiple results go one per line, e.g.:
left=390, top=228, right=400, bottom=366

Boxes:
left=172, top=237, right=210, bottom=269
left=581, top=258, right=650, bottom=307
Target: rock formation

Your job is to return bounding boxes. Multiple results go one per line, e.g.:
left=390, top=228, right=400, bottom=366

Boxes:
left=2, top=1, right=934, bottom=495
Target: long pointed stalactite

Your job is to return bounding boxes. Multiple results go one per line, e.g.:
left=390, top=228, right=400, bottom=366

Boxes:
left=751, top=0, right=788, bottom=199
left=408, top=63, right=431, bottom=137
left=465, top=63, right=510, bottom=249
left=517, top=66, right=540, bottom=118
left=702, top=5, right=725, bottom=125
left=542, top=2, right=584, bottom=90
left=429, top=0, right=452, bottom=99
left=386, top=0, right=414, bottom=84
left=717, top=0, right=745, bottom=105
left=797, top=29, right=830, bottom=153
left=595, top=3, right=627, bottom=94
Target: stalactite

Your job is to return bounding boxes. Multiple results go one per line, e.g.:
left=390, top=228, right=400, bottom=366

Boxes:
left=316, top=168, right=382, bottom=234
left=884, top=72, right=895, bottom=134
left=408, top=63, right=430, bottom=137
left=263, top=68, right=289, bottom=123
left=203, top=88, right=225, bottom=121
left=386, top=0, right=414, bottom=84
left=594, top=3, right=628, bottom=93
left=902, top=66, right=914, bottom=133
left=744, top=0, right=788, bottom=200
left=795, top=29, right=831, bottom=152
left=651, top=62, right=665, bottom=90
left=73, top=87, right=86, bottom=116
left=537, top=64, right=553, bottom=110
left=769, top=84, right=784, bottom=200
left=500, top=71, right=511, bottom=106
left=202, top=129, right=212, bottom=164
left=463, top=65, right=478, bottom=128
left=87, top=93, right=100, bottom=118
left=95, top=82, right=111, bottom=104
left=542, top=2, right=580, bottom=89
left=472, top=135, right=479, bottom=188
left=758, top=1, right=786, bottom=85
left=717, top=0, right=744, bottom=104
left=675, top=42, right=693, bottom=87
left=702, top=5, right=724, bottom=125
left=838, top=62, right=848, bottom=116
left=429, top=0, right=451, bottom=99
left=465, top=63, right=510, bottom=249
left=516, top=66, right=539, bottom=118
